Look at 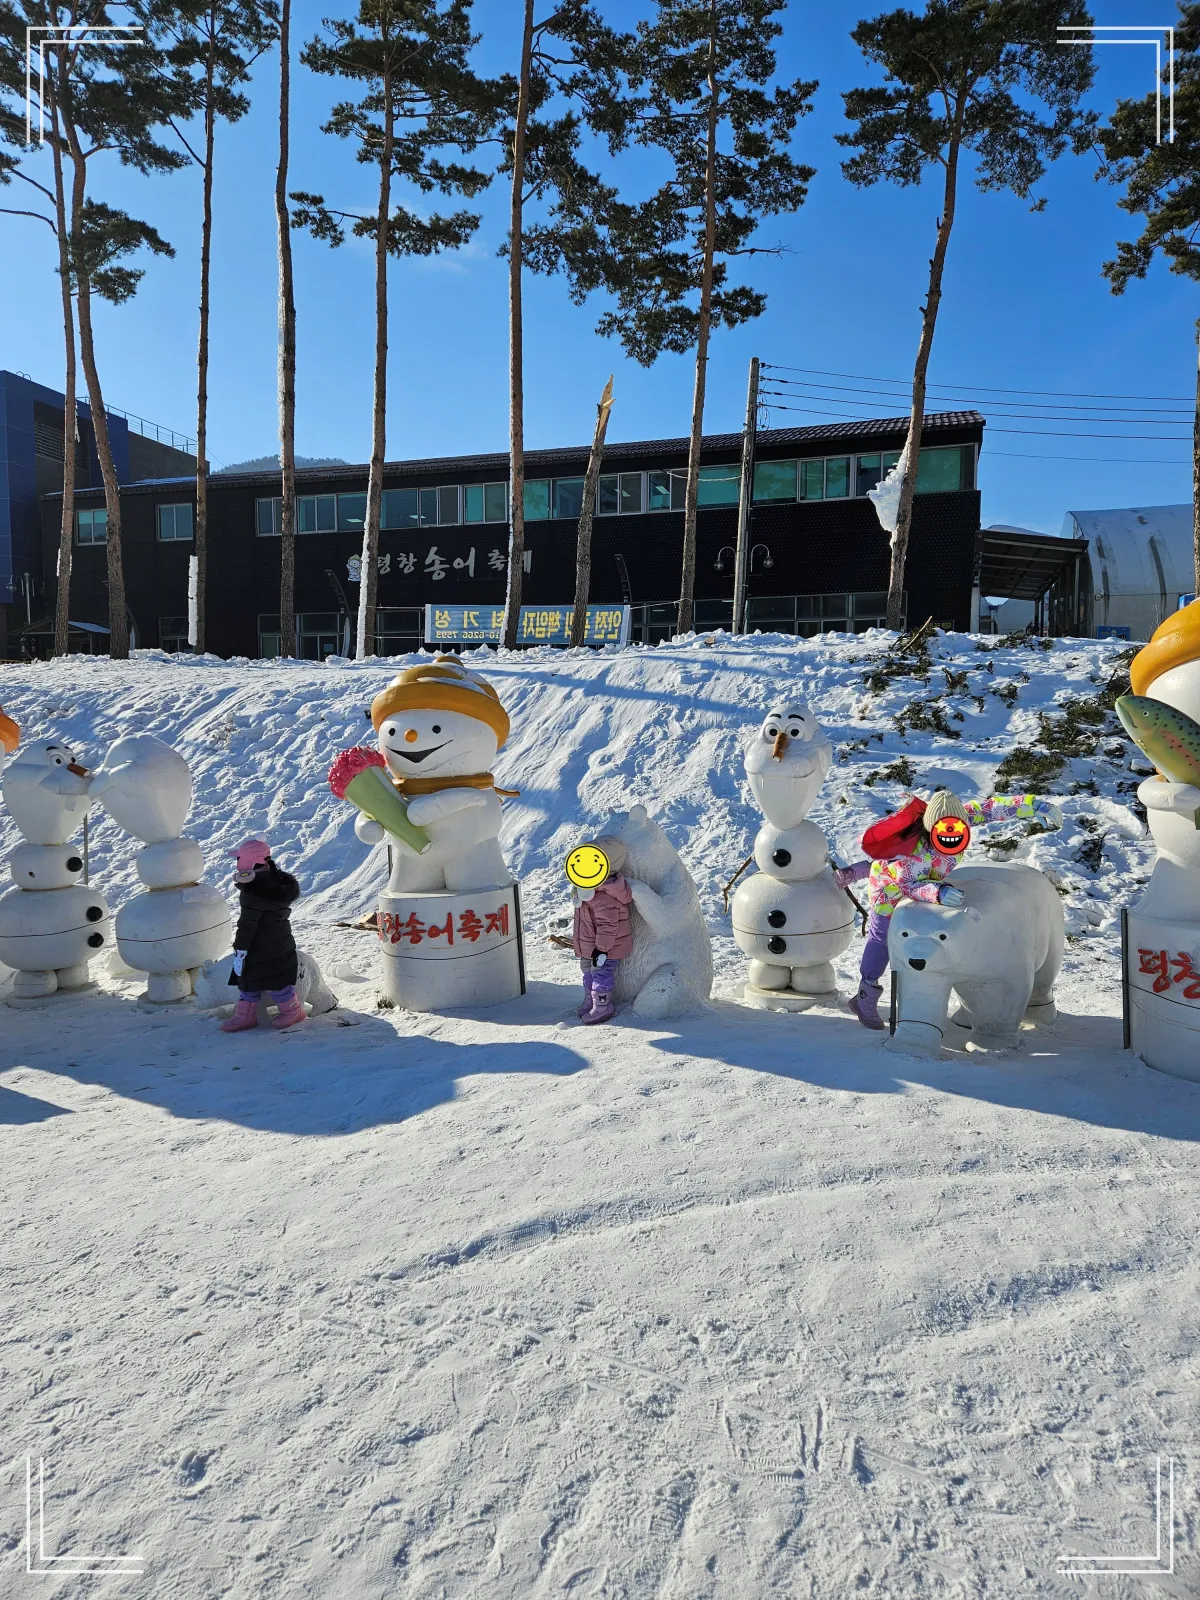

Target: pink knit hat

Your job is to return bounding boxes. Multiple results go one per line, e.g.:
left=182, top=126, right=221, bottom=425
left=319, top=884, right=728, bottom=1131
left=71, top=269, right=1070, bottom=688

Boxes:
left=232, top=838, right=271, bottom=882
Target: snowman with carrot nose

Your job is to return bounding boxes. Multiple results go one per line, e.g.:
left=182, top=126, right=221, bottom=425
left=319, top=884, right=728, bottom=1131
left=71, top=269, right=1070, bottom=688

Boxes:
left=836, top=786, right=1063, bottom=1030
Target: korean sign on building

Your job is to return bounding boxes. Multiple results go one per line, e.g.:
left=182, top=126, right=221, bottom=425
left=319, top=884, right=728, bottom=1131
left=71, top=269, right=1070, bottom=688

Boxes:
left=423, top=604, right=631, bottom=647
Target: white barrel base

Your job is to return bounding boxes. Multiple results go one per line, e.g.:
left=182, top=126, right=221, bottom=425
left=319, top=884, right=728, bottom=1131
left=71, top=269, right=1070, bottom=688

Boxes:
left=742, top=982, right=829, bottom=1013
left=883, top=1019, right=943, bottom=1058
left=1126, top=909, right=1200, bottom=1084
left=378, top=883, right=525, bottom=1012
left=6, top=977, right=98, bottom=1007
left=139, top=970, right=194, bottom=1006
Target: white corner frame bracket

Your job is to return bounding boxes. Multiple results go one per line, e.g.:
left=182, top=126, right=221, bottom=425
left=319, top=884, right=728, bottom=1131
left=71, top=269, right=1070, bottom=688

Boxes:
left=1056, top=1456, right=1176, bottom=1578
left=1057, top=25, right=1176, bottom=145
left=25, top=1456, right=144, bottom=1576
left=24, top=24, right=144, bottom=147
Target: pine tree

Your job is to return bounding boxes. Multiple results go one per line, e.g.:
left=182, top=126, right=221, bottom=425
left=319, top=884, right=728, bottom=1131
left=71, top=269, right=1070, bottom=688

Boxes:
left=1097, top=5, right=1200, bottom=595
left=497, top=0, right=622, bottom=650
left=293, top=0, right=504, bottom=659
left=0, top=14, right=78, bottom=656
left=839, top=0, right=1095, bottom=631
left=529, top=0, right=816, bottom=637
left=276, top=0, right=296, bottom=658
left=0, top=2, right=184, bottom=660
left=156, top=0, right=279, bottom=654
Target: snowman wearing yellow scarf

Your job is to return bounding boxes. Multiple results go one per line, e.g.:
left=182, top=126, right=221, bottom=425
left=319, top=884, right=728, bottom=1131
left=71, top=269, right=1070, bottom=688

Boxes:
left=357, top=656, right=515, bottom=895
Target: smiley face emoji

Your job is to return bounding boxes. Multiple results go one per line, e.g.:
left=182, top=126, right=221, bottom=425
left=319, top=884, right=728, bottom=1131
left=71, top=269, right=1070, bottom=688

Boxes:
left=930, top=815, right=971, bottom=856
left=566, top=843, right=610, bottom=889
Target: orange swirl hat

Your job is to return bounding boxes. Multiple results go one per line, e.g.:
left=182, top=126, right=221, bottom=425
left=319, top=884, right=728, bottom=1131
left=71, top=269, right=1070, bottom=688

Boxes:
left=369, top=655, right=510, bottom=746
left=0, top=705, right=18, bottom=755
left=1130, top=597, right=1200, bottom=696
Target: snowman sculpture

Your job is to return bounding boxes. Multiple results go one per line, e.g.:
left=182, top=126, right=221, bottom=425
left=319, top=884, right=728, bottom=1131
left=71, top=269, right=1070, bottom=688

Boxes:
left=0, top=739, right=113, bottom=999
left=1122, top=600, right=1200, bottom=1082
left=89, top=734, right=230, bottom=1004
left=732, top=702, right=855, bottom=1010
left=351, top=655, right=525, bottom=1010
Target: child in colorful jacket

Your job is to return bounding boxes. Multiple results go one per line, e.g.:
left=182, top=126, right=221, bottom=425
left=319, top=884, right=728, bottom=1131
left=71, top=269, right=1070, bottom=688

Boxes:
left=570, top=834, right=634, bottom=1025
left=221, top=839, right=306, bottom=1032
left=836, top=790, right=1062, bottom=1031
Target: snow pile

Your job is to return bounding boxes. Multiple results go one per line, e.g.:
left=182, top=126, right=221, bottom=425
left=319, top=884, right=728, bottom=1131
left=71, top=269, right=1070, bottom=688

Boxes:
left=2, top=632, right=1197, bottom=1598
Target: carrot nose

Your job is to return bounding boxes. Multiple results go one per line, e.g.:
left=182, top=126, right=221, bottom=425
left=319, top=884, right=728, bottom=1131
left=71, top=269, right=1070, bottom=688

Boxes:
left=68, top=761, right=89, bottom=777
left=771, top=731, right=789, bottom=761
left=404, top=729, right=419, bottom=743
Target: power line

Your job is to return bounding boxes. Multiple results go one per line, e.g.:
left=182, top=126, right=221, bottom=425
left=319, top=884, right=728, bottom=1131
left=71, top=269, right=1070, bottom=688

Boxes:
left=986, top=450, right=1189, bottom=466
left=760, top=361, right=1193, bottom=406
left=758, top=389, right=1191, bottom=431
left=761, top=374, right=1191, bottom=418
left=756, top=397, right=1190, bottom=441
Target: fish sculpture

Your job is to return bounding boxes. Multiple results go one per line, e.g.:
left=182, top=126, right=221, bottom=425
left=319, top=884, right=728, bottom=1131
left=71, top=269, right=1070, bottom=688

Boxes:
left=1115, top=693, right=1200, bottom=827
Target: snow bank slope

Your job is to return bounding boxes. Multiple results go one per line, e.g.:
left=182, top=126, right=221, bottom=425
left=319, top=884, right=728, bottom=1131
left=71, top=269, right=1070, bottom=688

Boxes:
left=1, top=634, right=1197, bottom=1600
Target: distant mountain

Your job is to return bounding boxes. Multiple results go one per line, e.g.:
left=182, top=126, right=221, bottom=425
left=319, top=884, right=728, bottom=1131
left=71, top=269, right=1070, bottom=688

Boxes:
left=214, top=454, right=349, bottom=474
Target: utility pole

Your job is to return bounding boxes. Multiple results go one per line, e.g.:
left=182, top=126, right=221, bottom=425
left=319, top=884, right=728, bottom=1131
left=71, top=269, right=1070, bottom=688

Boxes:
left=732, top=356, right=759, bottom=634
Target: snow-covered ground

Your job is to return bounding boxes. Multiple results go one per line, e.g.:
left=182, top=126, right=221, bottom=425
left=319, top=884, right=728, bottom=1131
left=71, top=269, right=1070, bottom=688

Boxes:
left=1, top=631, right=1197, bottom=1599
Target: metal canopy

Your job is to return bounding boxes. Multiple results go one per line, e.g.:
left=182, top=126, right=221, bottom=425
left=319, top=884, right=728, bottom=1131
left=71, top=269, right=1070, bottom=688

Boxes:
left=978, top=529, right=1084, bottom=601
left=974, top=528, right=1088, bottom=636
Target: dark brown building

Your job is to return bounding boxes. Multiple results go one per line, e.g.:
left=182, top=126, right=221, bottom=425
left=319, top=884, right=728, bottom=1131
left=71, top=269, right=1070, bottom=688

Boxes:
left=39, top=411, right=986, bottom=658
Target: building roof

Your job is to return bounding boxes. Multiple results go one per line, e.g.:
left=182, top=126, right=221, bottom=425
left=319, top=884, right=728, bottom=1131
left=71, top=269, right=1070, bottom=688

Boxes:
left=57, top=411, right=984, bottom=496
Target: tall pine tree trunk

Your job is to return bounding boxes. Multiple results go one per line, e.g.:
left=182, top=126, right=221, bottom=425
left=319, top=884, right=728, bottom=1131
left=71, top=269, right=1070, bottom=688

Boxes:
left=358, top=62, right=393, bottom=660
left=502, top=0, right=535, bottom=652
left=569, top=375, right=614, bottom=648
left=194, top=47, right=215, bottom=655
left=679, top=2, right=720, bottom=638
left=886, top=92, right=966, bottom=632
left=276, top=0, right=297, bottom=657
left=62, top=96, right=129, bottom=659
left=49, top=60, right=76, bottom=659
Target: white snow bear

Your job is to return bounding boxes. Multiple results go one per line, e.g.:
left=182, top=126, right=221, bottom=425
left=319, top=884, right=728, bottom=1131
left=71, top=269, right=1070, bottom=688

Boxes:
left=193, top=949, right=338, bottom=1020
left=359, top=656, right=512, bottom=894
left=599, top=804, right=712, bottom=1019
left=885, top=864, right=1064, bottom=1059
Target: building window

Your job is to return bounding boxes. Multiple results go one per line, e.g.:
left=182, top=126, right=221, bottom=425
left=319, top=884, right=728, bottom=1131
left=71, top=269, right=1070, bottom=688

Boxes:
left=524, top=479, right=550, bottom=520
left=258, top=613, right=281, bottom=656
left=256, top=497, right=280, bottom=536
left=647, top=469, right=678, bottom=511
left=159, top=616, right=190, bottom=651
left=798, top=459, right=825, bottom=500
left=75, top=506, right=108, bottom=545
left=298, top=493, right=336, bottom=533
left=696, top=464, right=739, bottom=507
left=553, top=478, right=585, bottom=519
left=338, top=492, right=367, bottom=531
left=437, top=485, right=461, bottom=526
left=382, top=488, right=418, bottom=530
left=824, top=456, right=851, bottom=497
left=916, top=444, right=968, bottom=493
left=754, top=460, right=797, bottom=502
left=855, top=454, right=883, bottom=497
left=156, top=503, right=193, bottom=542
left=375, top=607, right=423, bottom=655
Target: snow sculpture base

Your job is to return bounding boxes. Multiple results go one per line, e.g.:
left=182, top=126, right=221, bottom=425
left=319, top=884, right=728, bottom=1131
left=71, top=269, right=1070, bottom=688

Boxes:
left=115, top=882, right=231, bottom=1006
left=377, top=883, right=525, bottom=1012
left=1126, top=907, right=1200, bottom=1084
left=742, top=978, right=837, bottom=1013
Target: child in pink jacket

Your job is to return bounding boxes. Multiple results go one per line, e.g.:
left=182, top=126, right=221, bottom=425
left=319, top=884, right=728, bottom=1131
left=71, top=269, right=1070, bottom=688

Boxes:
left=571, top=834, right=634, bottom=1024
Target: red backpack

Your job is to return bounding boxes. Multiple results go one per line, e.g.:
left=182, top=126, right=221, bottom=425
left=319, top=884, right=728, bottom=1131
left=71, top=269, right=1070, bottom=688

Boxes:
left=862, top=795, right=927, bottom=860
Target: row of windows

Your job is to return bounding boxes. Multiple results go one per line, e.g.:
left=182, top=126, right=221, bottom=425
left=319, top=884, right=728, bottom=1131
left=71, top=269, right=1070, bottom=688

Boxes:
left=72, top=445, right=972, bottom=550
left=251, top=447, right=969, bottom=536
left=76, top=504, right=194, bottom=545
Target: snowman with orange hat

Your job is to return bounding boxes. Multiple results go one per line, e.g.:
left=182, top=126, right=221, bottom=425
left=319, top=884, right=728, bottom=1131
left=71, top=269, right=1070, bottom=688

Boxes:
left=1118, top=599, right=1200, bottom=1081
left=331, top=656, right=525, bottom=1008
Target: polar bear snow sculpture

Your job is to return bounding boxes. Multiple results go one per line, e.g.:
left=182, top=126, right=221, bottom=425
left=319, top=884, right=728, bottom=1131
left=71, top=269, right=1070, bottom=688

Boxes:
left=598, top=804, right=712, bottom=1019
left=193, top=949, right=337, bottom=1021
left=885, top=864, right=1064, bottom=1059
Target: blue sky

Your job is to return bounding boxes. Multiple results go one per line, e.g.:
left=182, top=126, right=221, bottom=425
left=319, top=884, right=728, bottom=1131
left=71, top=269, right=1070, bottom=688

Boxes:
left=0, top=0, right=1193, bottom=533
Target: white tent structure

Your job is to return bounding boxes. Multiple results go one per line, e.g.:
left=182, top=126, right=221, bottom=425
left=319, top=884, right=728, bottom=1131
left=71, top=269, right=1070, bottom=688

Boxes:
left=1062, top=504, right=1197, bottom=641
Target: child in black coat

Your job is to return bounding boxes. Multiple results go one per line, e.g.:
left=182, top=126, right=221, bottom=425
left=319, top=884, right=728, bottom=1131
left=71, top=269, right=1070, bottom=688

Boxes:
left=221, top=839, right=305, bottom=1032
